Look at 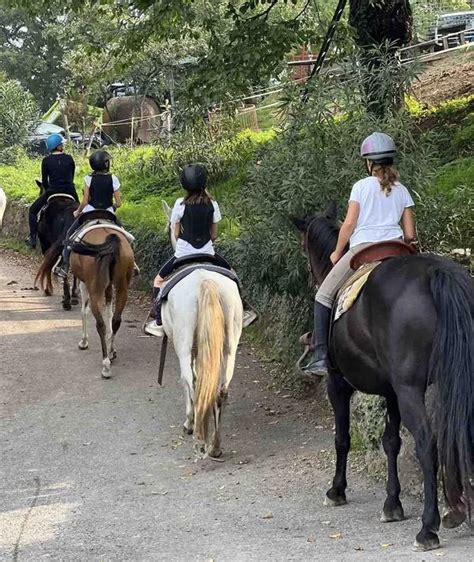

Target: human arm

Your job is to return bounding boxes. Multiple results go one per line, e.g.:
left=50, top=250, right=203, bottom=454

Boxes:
left=113, top=189, right=122, bottom=209
left=73, top=183, right=89, bottom=217
left=173, top=223, right=181, bottom=238
left=211, top=201, right=221, bottom=241
left=401, top=207, right=416, bottom=244
left=331, top=201, right=360, bottom=264
left=211, top=223, right=218, bottom=241
left=41, top=159, right=49, bottom=191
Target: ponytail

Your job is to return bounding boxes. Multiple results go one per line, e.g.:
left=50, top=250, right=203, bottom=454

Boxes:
left=371, top=163, right=400, bottom=196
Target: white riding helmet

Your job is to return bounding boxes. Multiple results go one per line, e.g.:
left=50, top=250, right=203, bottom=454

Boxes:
left=360, top=132, right=396, bottom=162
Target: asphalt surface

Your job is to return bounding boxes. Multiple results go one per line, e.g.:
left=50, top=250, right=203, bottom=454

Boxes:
left=0, top=249, right=472, bottom=561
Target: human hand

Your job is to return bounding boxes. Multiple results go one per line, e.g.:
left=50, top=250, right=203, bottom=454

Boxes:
left=73, top=210, right=80, bottom=218
left=330, top=251, right=342, bottom=265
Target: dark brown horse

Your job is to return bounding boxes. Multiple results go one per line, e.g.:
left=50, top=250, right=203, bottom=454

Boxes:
left=293, top=203, right=473, bottom=551
left=37, top=226, right=134, bottom=378
left=35, top=179, right=80, bottom=309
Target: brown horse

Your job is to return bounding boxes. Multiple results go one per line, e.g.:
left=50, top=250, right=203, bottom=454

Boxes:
left=37, top=226, right=134, bottom=378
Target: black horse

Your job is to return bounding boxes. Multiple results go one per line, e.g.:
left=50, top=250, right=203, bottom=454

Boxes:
left=293, top=203, right=473, bottom=551
left=35, top=180, right=80, bottom=310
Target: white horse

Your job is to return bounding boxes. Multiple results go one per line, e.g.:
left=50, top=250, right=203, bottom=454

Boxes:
left=0, top=187, right=6, bottom=230
left=160, top=202, right=243, bottom=458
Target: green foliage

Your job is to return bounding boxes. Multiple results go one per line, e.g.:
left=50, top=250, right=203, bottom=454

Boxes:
left=0, top=74, right=39, bottom=161
left=351, top=395, right=386, bottom=451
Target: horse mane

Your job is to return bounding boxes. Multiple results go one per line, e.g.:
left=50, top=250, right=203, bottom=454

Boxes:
left=306, top=216, right=340, bottom=281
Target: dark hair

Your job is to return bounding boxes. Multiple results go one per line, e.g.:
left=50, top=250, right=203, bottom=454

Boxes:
left=182, top=189, right=213, bottom=206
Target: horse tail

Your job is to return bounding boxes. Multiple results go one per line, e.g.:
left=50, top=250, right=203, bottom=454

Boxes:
left=194, top=279, right=225, bottom=443
left=73, top=234, right=121, bottom=289
left=429, top=263, right=473, bottom=517
left=35, top=239, right=63, bottom=295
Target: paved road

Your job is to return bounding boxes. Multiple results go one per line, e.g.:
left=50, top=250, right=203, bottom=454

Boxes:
left=0, top=249, right=471, bottom=561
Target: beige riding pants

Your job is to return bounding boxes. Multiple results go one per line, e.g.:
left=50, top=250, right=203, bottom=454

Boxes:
left=315, top=242, right=374, bottom=308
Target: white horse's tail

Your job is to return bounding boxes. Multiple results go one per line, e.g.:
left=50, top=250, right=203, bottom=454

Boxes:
left=194, top=279, right=225, bottom=443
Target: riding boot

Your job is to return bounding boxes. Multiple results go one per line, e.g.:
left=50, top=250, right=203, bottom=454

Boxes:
left=53, top=244, right=71, bottom=279
left=25, top=212, right=38, bottom=249
left=303, top=302, right=332, bottom=378
left=144, top=288, right=164, bottom=337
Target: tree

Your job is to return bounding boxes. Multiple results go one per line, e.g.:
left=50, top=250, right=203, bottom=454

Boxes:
left=0, top=72, right=38, bottom=158
left=0, top=6, right=72, bottom=111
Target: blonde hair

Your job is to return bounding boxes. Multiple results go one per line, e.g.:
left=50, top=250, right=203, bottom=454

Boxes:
left=372, top=163, right=400, bottom=196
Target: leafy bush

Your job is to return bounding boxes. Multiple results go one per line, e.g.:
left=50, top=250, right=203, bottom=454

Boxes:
left=0, top=74, right=39, bottom=162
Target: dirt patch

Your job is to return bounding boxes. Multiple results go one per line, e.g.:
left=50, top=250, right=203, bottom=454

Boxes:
left=411, top=50, right=474, bottom=106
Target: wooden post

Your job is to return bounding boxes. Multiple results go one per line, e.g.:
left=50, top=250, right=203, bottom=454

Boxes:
left=130, top=116, right=134, bottom=148
left=459, top=31, right=465, bottom=45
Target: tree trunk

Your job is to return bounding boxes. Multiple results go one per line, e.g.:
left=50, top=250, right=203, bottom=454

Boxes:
left=349, top=0, right=413, bottom=115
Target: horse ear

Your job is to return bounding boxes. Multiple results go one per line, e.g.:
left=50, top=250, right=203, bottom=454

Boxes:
left=162, top=200, right=172, bottom=221
left=325, top=201, right=337, bottom=220
left=290, top=216, right=309, bottom=232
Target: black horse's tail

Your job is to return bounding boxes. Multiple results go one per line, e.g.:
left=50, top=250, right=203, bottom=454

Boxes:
left=429, top=263, right=473, bottom=517
left=35, top=239, right=63, bottom=296
left=73, top=234, right=121, bottom=288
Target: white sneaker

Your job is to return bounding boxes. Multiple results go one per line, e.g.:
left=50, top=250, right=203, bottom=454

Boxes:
left=144, top=320, right=164, bottom=337
left=243, top=309, right=258, bottom=328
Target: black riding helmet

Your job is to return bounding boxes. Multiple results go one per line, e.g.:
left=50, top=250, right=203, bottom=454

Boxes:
left=89, top=150, right=112, bottom=172
left=180, top=164, right=207, bottom=192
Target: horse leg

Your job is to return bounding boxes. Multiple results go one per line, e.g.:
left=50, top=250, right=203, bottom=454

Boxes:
left=88, top=292, right=110, bottom=379
left=62, top=277, right=72, bottom=311
left=397, top=387, right=440, bottom=551
left=381, top=394, right=404, bottom=522
left=178, top=353, right=194, bottom=435
left=325, top=372, right=354, bottom=506
left=208, top=342, right=238, bottom=459
left=110, top=281, right=128, bottom=362
left=71, top=276, right=80, bottom=306
left=78, top=282, right=90, bottom=350
left=104, top=285, right=114, bottom=361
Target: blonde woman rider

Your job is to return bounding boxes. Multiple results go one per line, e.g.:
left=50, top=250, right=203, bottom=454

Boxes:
left=303, top=132, right=416, bottom=378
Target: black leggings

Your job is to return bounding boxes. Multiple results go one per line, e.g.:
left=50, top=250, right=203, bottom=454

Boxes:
left=158, top=253, right=232, bottom=279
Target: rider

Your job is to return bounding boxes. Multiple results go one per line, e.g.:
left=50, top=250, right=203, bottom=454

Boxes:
left=144, top=163, right=257, bottom=337
left=53, top=150, right=122, bottom=279
left=303, top=132, right=416, bottom=378
left=26, top=133, right=78, bottom=249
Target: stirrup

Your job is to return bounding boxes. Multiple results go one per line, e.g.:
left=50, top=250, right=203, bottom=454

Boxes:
left=243, top=309, right=258, bottom=328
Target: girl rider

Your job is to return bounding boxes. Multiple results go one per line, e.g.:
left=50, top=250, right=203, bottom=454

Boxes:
left=303, top=132, right=416, bottom=378
left=26, top=133, right=78, bottom=249
left=53, top=150, right=121, bottom=279
left=144, top=163, right=257, bottom=337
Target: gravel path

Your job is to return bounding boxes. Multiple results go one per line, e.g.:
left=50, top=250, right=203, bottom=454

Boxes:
left=0, top=249, right=471, bottom=561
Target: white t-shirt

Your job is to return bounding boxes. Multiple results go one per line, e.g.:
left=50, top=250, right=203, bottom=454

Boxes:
left=349, top=176, right=414, bottom=248
left=170, top=196, right=222, bottom=258
left=82, top=174, right=121, bottom=213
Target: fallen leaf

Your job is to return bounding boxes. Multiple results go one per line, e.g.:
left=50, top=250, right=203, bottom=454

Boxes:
left=329, top=533, right=342, bottom=539
left=354, top=546, right=364, bottom=551
left=307, top=537, right=316, bottom=543
left=380, top=543, right=393, bottom=548
left=262, top=512, right=274, bottom=519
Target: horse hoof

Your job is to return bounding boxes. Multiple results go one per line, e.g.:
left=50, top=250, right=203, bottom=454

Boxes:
left=63, top=302, right=71, bottom=311
left=78, top=341, right=88, bottom=350
left=325, top=489, right=347, bottom=506
left=71, top=298, right=79, bottom=306
left=413, top=531, right=440, bottom=551
left=183, top=425, right=193, bottom=435
left=381, top=509, right=405, bottom=522
left=208, top=452, right=225, bottom=462
left=101, top=370, right=112, bottom=379
left=442, top=508, right=466, bottom=529
left=208, top=446, right=223, bottom=459
left=110, top=350, right=117, bottom=362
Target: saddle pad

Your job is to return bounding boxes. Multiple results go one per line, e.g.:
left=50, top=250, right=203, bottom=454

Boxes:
left=160, top=264, right=239, bottom=301
left=334, top=262, right=380, bottom=321
left=72, top=221, right=135, bottom=244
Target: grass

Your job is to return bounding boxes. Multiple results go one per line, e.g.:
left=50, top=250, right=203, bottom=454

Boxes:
left=0, top=236, right=34, bottom=256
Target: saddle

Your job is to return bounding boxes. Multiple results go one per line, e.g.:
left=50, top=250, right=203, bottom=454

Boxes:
left=37, top=193, right=77, bottom=222
left=335, top=241, right=416, bottom=321
left=160, top=261, right=240, bottom=301
left=71, top=211, right=135, bottom=244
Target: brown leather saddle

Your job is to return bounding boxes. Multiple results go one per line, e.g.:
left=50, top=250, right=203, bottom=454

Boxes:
left=350, top=240, right=416, bottom=270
